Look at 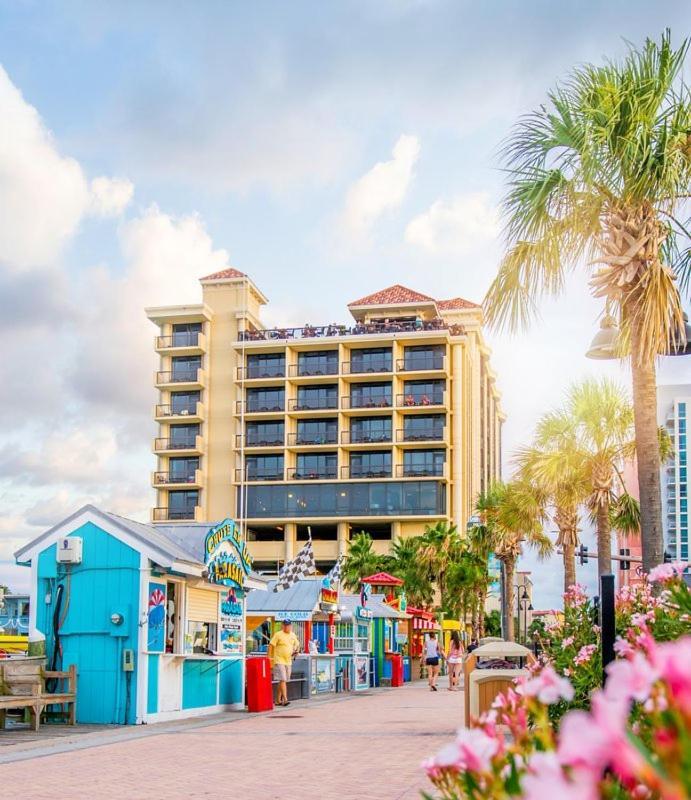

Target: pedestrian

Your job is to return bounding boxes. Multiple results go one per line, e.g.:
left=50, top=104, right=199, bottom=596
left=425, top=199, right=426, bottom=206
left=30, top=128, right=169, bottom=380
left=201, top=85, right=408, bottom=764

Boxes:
left=425, top=631, right=442, bottom=691
left=467, top=638, right=479, bottom=653
left=269, top=619, right=300, bottom=706
left=446, top=631, right=464, bottom=691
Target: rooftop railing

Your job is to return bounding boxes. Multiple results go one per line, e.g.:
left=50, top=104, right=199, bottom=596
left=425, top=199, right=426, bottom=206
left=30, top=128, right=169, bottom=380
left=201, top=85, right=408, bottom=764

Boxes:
left=238, top=319, right=465, bottom=342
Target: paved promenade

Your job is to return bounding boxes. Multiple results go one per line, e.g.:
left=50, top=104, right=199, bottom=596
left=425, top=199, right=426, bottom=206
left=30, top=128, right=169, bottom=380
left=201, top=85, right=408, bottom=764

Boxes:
left=0, top=682, right=461, bottom=799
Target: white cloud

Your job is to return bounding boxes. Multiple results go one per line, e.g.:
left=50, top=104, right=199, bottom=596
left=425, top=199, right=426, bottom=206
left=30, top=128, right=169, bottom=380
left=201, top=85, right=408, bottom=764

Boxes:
left=89, top=176, right=134, bottom=217
left=342, top=134, right=420, bottom=236
left=405, top=192, right=499, bottom=255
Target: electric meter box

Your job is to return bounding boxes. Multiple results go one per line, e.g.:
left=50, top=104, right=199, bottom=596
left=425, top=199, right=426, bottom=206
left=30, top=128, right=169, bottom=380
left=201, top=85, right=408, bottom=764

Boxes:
left=56, top=536, right=83, bottom=564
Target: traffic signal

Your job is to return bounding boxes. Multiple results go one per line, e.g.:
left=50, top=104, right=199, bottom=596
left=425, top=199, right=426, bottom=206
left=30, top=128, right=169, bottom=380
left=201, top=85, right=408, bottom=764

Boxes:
left=578, top=544, right=588, bottom=565
left=619, top=548, right=630, bottom=571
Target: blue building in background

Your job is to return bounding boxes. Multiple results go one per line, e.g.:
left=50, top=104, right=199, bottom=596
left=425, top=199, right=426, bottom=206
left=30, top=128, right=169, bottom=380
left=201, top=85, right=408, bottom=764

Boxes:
left=0, top=593, right=29, bottom=635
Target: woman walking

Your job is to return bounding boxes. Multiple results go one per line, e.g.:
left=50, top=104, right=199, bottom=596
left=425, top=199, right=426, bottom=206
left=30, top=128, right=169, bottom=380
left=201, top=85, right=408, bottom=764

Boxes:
left=446, top=631, right=463, bottom=691
left=425, top=632, right=442, bottom=691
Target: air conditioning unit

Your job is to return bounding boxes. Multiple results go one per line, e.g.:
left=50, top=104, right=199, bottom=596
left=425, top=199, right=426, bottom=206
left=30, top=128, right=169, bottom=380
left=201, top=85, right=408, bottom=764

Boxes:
left=56, top=536, right=83, bottom=564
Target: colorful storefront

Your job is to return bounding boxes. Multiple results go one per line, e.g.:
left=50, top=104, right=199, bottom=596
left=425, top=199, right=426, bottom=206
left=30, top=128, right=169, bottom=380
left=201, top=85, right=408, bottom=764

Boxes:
left=15, top=505, right=266, bottom=724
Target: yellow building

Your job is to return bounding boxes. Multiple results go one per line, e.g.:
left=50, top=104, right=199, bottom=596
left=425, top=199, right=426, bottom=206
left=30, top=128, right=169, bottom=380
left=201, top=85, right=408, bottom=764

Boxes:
left=146, top=271, right=504, bottom=572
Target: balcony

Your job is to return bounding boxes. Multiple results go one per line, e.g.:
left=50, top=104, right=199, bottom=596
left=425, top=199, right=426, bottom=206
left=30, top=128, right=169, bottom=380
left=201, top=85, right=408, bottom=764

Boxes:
left=235, top=400, right=285, bottom=415
left=288, top=397, right=338, bottom=412
left=342, top=360, right=392, bottom=376
left=236, top=433, right=285, bottom=448
left=396, top=393, right=445, bottom=409
left=289, top=468, right=338, bottom=480
left=154, top=402, right=205, bottom=423
left=235, top=468, right=285, bottom=482
left=153, top=435, right=205, bottom=454
left=396, top=428, right=445, bottom=444
left=341, top=430, right=392, bottom=445
left=237, top=364, right=286, bottom=380
left=287, top=431, right=338, bottom=446
left=155, top=332, right=206, bottom=355
left=237, top=319, right=465, bottom=342
left=341, top=395, right=392, bottom=411
left=155, top=369, right=206, bottom=389
left=395, top=463, right=445, bottom=478
left=152, top=506, right=202, bottom=522
left=151, top=469, right=203, bottom=488
left=340, top=465, right=392, bottom=479
left=288, top=361, right=339, bottom=378
left=396, top=355, right=445, bottom=373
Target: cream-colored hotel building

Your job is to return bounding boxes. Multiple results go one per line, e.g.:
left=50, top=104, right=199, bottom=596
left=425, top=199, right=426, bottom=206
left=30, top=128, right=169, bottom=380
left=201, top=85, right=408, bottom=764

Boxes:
left=146, top=269, right=504, bottom=572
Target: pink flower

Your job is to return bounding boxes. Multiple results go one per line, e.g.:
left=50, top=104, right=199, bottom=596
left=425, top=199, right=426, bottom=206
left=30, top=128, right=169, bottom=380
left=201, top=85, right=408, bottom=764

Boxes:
left=427, top=727, right=499, bottom=774
left=518, top=665, right=574, bottom=705
left=522, top=752, right=598, bottom=800
left=647, top=561, right=689, bottom=583
left=652, top=637, right=691, bottom=714
left=614, top=637, right=635, bottom=658
left=605, top=652, right=658, bottom=704
left=574, top=644, right=597, bottom=666
left=561, top=636, right=575, bottom=649
left=564, top=584, right=588, bottom=606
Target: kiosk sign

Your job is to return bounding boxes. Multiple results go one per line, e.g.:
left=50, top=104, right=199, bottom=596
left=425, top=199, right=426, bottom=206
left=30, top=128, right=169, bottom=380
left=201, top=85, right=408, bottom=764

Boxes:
left=205, top=518, right=253, bottom=590
left=319, top=586, right=339, bottom=612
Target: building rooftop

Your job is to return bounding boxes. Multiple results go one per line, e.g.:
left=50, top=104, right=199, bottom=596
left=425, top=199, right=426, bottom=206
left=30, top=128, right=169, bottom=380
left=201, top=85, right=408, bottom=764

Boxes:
left=348, top=284, right=436, bottom=308
left=361, top=572, right=404, bottom=586
left=437, top=297, right=481, bottom=311
left=200, top=268, right=247, bottom=281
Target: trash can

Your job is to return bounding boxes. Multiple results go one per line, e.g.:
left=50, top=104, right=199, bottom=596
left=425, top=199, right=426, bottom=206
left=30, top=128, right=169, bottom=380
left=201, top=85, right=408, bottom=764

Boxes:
left=390, top=654, right=404, bottom=687
left=246, top=656, right=273, bottom=712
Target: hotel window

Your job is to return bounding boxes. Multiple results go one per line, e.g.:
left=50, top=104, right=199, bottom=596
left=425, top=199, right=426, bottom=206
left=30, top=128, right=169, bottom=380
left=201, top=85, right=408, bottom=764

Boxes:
left=350, top=451, right=391, bottom=478
left=168, top=457, right=199, bottom=482
left=171, top=391, right=200, bottom=415
left=245, top=455, right=284, bottom=480
left=295, top=453, right=337, bottom=479
left=169, top=424, right=200, bottom=447
left=402, top=345, right=444, bottom=371
left=295, top=385, right=338, bottom=410
left=168, top=490, right=199, bottom=520
left=246, top=387, right=284, bottom=412
left=246, top=421, right=284, bottom=446
left=246, top=353, right=285, bottom=379
left=171, top=355, right=201, bottom=381
left=296, top=419, right=338, bottom=445
left=350, top=417, right=391, bottom=443
left=297, top=350, right=338, bottom=376
left=350, top=347, right=392, bottom=373
left=403, top=450, right=445, bottom=477
left=171, top=322, right=201, bottom=347
left=401, top=380, right=445, bottom=406
left=350, top=382, right=392, bottom=408
left=403, top=414, right=445, bottom=441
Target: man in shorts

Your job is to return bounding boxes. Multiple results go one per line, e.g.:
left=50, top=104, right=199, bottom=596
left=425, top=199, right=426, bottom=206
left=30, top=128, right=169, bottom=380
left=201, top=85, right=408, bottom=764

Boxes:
left=269, top=619, right=300, bottom=706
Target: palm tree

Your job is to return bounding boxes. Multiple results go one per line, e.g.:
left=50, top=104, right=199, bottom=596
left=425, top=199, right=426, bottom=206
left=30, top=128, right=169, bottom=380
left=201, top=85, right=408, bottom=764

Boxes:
left=342, top=531, right=380, bottom=591
left=476, top=481, right=551, bottom=641
left=417, top=521, right=462, bottom=604
left=387, top=536, right=434, bottom=607
left=484, top=31, right=691, bottom=575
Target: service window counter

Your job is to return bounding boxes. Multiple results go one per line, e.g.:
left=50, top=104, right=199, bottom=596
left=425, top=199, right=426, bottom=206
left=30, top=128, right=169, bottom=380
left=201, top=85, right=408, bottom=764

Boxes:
left=463, top=641, right=532, bottom=726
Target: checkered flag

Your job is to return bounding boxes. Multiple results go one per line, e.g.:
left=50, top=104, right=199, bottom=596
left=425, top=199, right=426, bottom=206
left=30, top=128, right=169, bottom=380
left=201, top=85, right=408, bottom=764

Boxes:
left=326, top=555, right=344, bottom=586
left=273, top=537, right=316, bottom=592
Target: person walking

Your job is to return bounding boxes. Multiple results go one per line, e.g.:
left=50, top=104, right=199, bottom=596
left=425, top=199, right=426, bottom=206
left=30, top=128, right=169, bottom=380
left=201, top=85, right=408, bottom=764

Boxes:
left=425, top=631, right=442, bottom=691
left=268, top=619, right=300, bottom=706
left=446, top=631, right=464, bottom=691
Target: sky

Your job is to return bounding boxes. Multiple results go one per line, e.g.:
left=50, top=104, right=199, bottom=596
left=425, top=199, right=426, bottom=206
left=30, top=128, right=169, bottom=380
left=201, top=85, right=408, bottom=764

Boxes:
left=1, top=0, right=690, bottom=608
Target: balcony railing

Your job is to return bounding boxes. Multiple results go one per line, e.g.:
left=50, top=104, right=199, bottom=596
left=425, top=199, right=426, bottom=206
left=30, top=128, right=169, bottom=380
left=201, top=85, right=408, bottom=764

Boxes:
left=156, top=332, right=202, bottom=349
left=235, top=468, right=285, bottom=482
left=154, top=437, right=202, bottom=452
left=395, top=464, right=445, bottom=478
left=238, top=319, right=465, bottom=341
left=342, top=395, right=392, bottom=410
left=288, top=361, right=339, bottom=377
left=396, top=355, right=445, bottom=372
left=155, top=403, right=201, bottom=418
left=153, top=507, right=197, bottom=521
left=289, top=468, right=338, bottom=480
left=156, top=369, right=202, bottom=384
left=396, top=393, right=444, bottom=408
left=396, top=428, right=445, bottom=443
left=288, top=431, right=338, bottom=446
left=153, top=471, right=199, bottom=485
left=238, top=364, right=286, bottom=379
left=341, top=465, right=392, bottom=479
left=236, top=400, right=285, bottom=414
left=288, top=397, right=338, bottom=411
left=342, top=360, right=392, bottom=375
left=341, top=430, right=392, bottom=444
left=236, top=433, right=285, bottom=448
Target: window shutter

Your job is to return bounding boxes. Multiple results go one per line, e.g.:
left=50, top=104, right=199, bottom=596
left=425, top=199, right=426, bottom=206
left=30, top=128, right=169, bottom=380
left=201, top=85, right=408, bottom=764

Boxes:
left=187, top=588, right=219, bottom=623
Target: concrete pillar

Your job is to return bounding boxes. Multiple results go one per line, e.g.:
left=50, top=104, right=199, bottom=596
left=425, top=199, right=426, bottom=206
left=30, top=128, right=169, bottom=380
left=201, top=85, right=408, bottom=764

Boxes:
left=285, top=522, right=297, bottom=562
left=337, top=522, right=349, bottom=556
left=451, top=344, right=464, bottom=530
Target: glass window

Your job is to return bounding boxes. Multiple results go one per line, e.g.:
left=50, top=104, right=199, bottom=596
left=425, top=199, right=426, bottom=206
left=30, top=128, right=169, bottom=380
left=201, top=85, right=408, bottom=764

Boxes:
left=246, top=421, right=284, bottom=446
left=403, top=450, right=445, bottom=477
left=403, top=414, right=445, bottom=441
left=296, top=419, right=338, bottom=445
left=350, top=382, right=392, bottom=408
left=297, top=351, right=338, bottom=376
left=246, top=353, right=285, bottom=378
left=171, top=391, right=200, bottom=415
left=168, top=457, right=199, bottom=481
left=350, top=417, right=392, bottom=443
left=171, top=356, right=201, bottom=381
left=349, top=348, right=392, bottom=373
left=350, top=451, right=391, bottom=478
left=166, top=582, right=181, bottom=653
left=245, top=455, right=284, bottom=480
left=246, top=387, right=285, bottom=412
left=295, top=385, right=338, bottom=410
left=295, top=453, right=337, bottom=479
left=679, top=402, right=686, bottom=418
left=402, top=345, right=444, bottom=371
left=172, top=322, right=202, bottom=347
left=401, top=380, right=445, bottom=406
left=168, top=490, right=199, bottom=519
left=169, top=424, right=200, bottom=447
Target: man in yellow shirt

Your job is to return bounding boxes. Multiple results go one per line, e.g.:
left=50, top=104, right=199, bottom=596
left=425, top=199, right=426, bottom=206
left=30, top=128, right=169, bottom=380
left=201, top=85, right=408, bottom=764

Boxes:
left=269, top=619, right=300, bottom=706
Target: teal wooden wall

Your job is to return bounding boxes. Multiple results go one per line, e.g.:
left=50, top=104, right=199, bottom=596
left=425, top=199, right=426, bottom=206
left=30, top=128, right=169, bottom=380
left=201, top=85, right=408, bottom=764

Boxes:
left=182, top=661, right=218, bottom=708
left=36, top=522, right=140, bottom=724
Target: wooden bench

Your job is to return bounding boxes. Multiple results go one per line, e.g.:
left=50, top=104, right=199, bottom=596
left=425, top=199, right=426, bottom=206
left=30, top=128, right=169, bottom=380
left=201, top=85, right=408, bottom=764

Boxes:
left=0, top=660, right=76, bottom=731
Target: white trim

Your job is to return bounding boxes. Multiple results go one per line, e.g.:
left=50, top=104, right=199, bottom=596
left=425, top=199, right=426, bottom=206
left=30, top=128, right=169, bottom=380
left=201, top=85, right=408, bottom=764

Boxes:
left=143, top=703, right=244, bottom=725
left=28, top=557, right=43, bottom=641
left=136, top=554, right=150, bottom=724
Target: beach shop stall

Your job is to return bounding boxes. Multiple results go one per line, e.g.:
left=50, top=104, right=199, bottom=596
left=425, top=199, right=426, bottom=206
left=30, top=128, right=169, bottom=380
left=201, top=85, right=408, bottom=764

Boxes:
left=14, top=505, right=266, bottom=724
left=360, top=573, right=412, bottom=684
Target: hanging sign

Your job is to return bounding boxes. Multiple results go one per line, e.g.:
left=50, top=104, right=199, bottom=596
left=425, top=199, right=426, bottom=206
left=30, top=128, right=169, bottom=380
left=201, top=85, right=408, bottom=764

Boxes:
left=356, top=606, right=373, bottom=620
left=147, top=582, right=166, bottom=652
left=319, top=586, right=339, bottom=612
left=205, top=518, right=253, bottom=590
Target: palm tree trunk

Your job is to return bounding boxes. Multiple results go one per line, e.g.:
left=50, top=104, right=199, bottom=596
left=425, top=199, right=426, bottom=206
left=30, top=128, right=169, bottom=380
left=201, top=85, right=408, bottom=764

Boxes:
left=630, top=315, right=664, bottom=574
left=562, top=542, right=576, bottom=592
left=503, top=559, right=515, bottom=642
left=596, top=501, right=612, bottom=576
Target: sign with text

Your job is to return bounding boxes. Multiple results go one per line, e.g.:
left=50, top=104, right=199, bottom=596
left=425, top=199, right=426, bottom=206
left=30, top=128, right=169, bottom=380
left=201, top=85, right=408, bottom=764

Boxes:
left=205, top=519, right=253, bottom=591
left=147, top=581, right=166, bottom=652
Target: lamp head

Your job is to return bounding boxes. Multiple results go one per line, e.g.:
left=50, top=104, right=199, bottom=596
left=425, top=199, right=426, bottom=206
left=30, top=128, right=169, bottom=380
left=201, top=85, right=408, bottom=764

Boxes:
left=586, top=314, right=619, bottom=360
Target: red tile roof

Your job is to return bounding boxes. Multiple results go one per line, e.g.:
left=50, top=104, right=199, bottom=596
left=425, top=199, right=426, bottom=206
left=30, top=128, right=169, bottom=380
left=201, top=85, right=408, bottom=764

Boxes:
left=200, top=268, right=246, bottom=281
left=437, top=296, right=480, bottom=310
left=348, top=284, right=435, bottom=307
left=361, top=572, right=405, bottom=586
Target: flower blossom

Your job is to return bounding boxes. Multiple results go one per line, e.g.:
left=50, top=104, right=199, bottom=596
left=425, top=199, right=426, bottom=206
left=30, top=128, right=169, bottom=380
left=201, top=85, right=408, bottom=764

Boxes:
left=561, top=636, right=575, bottom=649
left=564, top=584, right=588, bottom=606
left=522, top=752, right=598, bottom=800
left=424, top=727, right=499, bottom=775
left=574, top=644, right=597, bottom=666
left=647, top=561, right=689, bottom=584
left=518, top=665, right=574, bottom=705
left=605, top=652, right=658, bottom=703
left=651, top=637, right=691, bottom=714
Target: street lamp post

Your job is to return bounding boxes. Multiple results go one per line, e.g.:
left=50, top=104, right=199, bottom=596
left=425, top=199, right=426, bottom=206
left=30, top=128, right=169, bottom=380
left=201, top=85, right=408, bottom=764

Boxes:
left=514, top=585, right=531, bottom=644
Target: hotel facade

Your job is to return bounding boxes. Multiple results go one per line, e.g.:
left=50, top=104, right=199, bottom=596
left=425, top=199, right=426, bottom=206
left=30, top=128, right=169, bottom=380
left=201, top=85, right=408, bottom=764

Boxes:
left=146, top=270, right=504, bottom=572
left=659, top=384, right=690, bottom=563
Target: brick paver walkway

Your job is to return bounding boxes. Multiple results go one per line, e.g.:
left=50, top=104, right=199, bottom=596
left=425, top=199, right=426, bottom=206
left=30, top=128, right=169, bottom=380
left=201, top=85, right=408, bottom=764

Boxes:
left=0, top=682, right=461, bottom=799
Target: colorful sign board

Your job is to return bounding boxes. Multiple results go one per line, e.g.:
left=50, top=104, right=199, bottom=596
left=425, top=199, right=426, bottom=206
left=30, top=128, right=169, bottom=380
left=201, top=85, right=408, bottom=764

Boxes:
left=356, top=606, right=373, bottom=620
left=147, top=582, right=166, bottom=652
left=272, top=610, right=312, bottom=622
left=205, top=518, right=253, bottom=590
left=319, top=586, right=339, bottom=612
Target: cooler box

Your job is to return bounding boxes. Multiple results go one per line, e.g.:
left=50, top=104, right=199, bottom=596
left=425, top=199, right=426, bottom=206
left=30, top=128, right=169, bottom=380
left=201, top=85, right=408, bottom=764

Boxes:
left=246, top=656, right=273, bottom=712
left=391, top=654, right=404, bottom=687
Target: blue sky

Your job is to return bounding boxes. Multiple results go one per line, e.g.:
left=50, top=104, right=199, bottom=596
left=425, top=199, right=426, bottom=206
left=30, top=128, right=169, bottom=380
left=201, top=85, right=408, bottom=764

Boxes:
left=1, top=1, right=690, bottom=607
